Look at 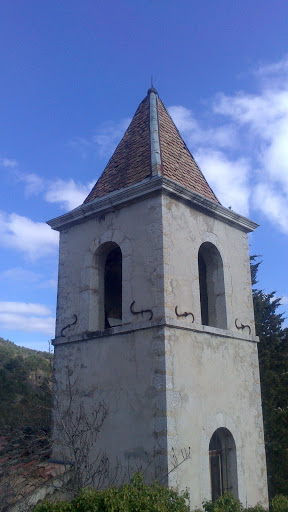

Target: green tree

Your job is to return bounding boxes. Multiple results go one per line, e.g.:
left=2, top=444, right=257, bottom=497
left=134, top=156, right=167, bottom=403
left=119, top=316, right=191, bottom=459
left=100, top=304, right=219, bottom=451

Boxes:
left=251, top=257, right=288, bottom=498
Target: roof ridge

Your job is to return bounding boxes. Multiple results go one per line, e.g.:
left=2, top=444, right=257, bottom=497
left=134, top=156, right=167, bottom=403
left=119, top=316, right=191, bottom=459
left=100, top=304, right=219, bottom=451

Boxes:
left=148, top=88, right=162, bottom=177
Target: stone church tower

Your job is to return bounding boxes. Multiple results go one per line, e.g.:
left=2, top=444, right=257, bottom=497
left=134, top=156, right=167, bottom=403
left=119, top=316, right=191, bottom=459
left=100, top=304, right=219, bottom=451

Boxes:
left=48, top=87, right=268, bottom=508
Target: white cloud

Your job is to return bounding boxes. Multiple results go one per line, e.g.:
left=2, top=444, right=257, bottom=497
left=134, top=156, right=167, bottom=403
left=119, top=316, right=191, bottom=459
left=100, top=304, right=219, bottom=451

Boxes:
left=168, top=106, right=251, bottom=215
left=0, top=301, right=51, bottom=315
left=0, top=302, right=55, bottom=335
left=213, top=84, right=288, bottom=231
left=168, top=106, right=199, bottom=133
left=0, top=313, right=55, bottom=335
left=195, top=149, right=251, bottom=216
left=169, top=106, right=236, bottom=149
left=281, top=296, right=288, bottom=305
left=69, top=117, right=131, bottom=160
left=254, top=55, right=288, bottom=81
left=21, top=173, right=45, bottom=196
left=169, top=55, right=288, bottom=234
left=0, top=212, right=58, bottom=260
left=18, top=172, right=95, bottom=211
left=253, top=184, right=288, bottom=234
left=0, top=267, right=57, bottom=288
left=0, top=158, right=18, bottom=168
left=45, top=178, right=93, bottom=210
left=1, top=267, right=42, bottom=282
left=261, top=116, right=288, bottom=191
left=68, top=137, right=94, bottom=158
left=92, top=117, right=131, bottom=157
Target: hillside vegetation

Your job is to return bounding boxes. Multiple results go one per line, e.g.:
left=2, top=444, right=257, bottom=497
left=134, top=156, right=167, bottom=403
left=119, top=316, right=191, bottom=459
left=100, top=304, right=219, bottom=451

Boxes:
left=0, top=337, right=53, bottom=427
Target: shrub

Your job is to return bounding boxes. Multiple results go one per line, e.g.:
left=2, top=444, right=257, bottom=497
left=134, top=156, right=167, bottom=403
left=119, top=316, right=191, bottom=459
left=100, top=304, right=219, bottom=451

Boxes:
left=33, top=502, right=73, bottom=512
left=201, top=492, right=271, bottom=512
left=271, top=494, right=288, bottom=512
left=33, top=473, right=189, bottom=512
left=202, top=492, right=243, bottom=512
left=245, top=505, right=267, bottom=512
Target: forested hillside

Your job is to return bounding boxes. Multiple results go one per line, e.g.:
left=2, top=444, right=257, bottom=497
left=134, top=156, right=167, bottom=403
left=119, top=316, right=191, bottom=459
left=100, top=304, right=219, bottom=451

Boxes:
left=0, top=338, right=53, bottom=427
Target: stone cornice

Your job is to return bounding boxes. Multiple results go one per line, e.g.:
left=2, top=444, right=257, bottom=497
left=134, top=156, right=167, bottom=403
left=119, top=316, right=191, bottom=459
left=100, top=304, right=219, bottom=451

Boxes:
left=47, top=176, right=258, bottom=233
left=52, top=320, right=259, bottom=347
left=161, top=177, right=258, bottom=232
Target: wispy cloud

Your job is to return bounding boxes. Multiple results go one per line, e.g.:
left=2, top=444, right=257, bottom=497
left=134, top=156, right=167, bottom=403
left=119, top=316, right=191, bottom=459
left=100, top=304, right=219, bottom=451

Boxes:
left=168, top=107, right=251, bottom=216
left=20, top=173, right=45, bottom=196
left=0, top=158, right=18, bottom=169
left=0, top=267, right=57, bottom=288
left=169, top=106, right=237, bottom=150
left=17, top=172, right=95, bottom=210
left=70, top=117, right=131, bottom=159
left=44, top=178, right=94, bottom=210
left=169, top=55, right=288, bottom=231
left=254, top=55, right=288, bottom=81
left=195, top=149, right=251, bottom=217
left=93, top=118, right=131, bottom=157
left=0, top=301, right=54, bottom=335
left=0, top=302, right=51, bottom=315
left=1, top=267, right=41, bottom=282
left=0, top=212, right=59, bottom=260
left=253, top=184, right=288, bottom=234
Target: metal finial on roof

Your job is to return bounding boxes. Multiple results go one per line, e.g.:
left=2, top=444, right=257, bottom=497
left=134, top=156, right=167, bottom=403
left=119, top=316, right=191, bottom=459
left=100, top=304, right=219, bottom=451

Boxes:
left=148, top=76, right=158, bottom=95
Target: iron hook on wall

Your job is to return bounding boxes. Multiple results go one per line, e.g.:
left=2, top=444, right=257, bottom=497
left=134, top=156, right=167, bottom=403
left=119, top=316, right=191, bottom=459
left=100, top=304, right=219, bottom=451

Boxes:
left=61, top=314, right=78, bottom=337
left=235, top=318, right=251, bottom=335
left=175, top=306, right=194, bottom=323
left=130, top=301, right=153, bottom=321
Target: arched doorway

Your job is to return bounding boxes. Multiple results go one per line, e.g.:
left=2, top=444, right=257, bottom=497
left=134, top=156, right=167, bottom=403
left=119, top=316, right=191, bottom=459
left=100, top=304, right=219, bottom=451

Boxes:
left=209, top=428, right=238, bottom=501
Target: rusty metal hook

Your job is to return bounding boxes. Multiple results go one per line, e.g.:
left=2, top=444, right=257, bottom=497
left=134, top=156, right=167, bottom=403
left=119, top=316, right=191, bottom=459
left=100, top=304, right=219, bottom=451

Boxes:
left=175, top=306, right=194, bottom=323
left=235, top=318, right=251, bottom=335
left=130, top=301, right=153, bottom=321
left=61, top=314, right=78, bottom=337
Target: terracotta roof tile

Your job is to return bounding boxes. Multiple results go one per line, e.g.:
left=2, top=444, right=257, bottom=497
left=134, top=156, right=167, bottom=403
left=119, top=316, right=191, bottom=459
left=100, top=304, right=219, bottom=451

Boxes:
left=84, top=90, right=220, bottom=204
left=84, top=97, right=151, bottom=203
left=158, top=99, right=219, bottom=202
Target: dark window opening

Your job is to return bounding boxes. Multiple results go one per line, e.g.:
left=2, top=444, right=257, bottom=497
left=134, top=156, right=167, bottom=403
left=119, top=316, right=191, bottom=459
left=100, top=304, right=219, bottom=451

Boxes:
left=209, top=428, right=238, bottom=502
left=209, top=431, right=223, bottom=502
left=198, top=243, right=227, bottom=329
left=198, top=252, right=209, bottom=326
left=104, top=246, right=122, bottom=328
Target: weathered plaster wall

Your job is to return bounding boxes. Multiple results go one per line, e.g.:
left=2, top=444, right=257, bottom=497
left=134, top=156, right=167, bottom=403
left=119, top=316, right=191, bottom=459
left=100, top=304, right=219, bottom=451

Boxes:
left=161, top=195, right=268, bottom=508
left=164, top=327, right=268, bottom=508
left=52, top=326, right=169, bottom=481
left=55, top=194, right=164, bottom=340
left=162, top=194, right=255, bottom=334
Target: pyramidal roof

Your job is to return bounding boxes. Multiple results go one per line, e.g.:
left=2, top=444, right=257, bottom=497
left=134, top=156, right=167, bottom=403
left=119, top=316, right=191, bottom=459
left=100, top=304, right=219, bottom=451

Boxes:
left=84, top=88, right=220, bottom=204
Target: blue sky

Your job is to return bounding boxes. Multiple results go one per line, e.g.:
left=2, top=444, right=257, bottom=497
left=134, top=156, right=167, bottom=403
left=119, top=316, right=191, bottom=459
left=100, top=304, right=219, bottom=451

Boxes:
left=0, top=1, right=288, bottom=351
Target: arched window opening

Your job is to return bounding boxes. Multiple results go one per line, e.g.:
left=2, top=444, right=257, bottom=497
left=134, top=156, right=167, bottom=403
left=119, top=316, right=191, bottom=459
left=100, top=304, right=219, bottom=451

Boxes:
left=198, top=243, right=227, bottom=329
left=104, top=246, right=122, bottom=328
left=209, top=428, right=238, bottom=502
left=198, top=252, right=209, bottom=326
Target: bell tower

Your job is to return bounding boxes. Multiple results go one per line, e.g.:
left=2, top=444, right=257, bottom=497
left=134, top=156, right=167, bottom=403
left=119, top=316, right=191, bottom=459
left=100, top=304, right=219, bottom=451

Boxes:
left=48, top=87, right=268, bottom=508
